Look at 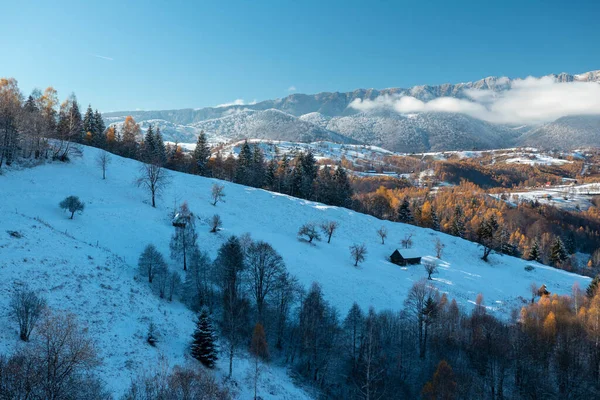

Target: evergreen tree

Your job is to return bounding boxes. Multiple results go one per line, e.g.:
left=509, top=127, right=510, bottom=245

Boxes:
left=565, top=233, right=576, bottom=255
left=276, top=154, right=291, bottom=193
left=587, top=275, right=600, bottom=298
left=265, top=159, right=277, bottom=190
left=142, top=125, right=156, bottom=163
left=431, top=207, right=440, bottom=231
left=190, top=307, right=218, bottom=368
left=300, top=150, right=317, bottom=199
left=450, top=205, right=465, bottom=238
left=83, top=105, right=95, bottom=143
left=250, top=144, right=265, bottom=188
left=333, top=166, right=353, bottom=207
left=192, top=131, right=211, bottom=176
left=528, top=238, right=541, bottom=261
left=235, top=141, right=253, bottom=185
left=397, top=197, right=412, bottom=223
left=154, top=127, right=167, bottom=166
left=549, top=236, right=568, bottom=266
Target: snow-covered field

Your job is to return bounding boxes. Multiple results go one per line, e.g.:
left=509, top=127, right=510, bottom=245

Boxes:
left=496, top=183, right=600, bottom=211
left=0, top=146, right=591, bottom=397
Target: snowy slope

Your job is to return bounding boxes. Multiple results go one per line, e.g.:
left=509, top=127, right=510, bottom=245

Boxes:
left=0, top=146, right=592, bottom=396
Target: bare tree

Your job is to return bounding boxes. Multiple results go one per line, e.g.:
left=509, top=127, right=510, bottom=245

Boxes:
left=95, top=150, right=111, bottom=180
left=320, top=221, right=339, bottom=244
left=211, top=183, right=226, bottom=206
left=138, top=244, right=167, bottom=284
left=9, top=286, right=47, bottom=341
left=376, top=226, right=388, bottom=244
left=298, top=222, right=321, bottom=244
left=350, top=243, right=368, bottom=267
left=210, top=214, right=222, bottom=233
left=423, top=259, right=438, bottom=280
left=167, top=271, right=181, bottom=302
left=435, top=238, right=445, bottom=259
left=0, top=311, right=106, bottom=399
left=401, top=233, right=414, bottom=249
left=34, top=311, right=100, bottom=399
left=246, top=241, right=286, bottom=322
left=59, top=195, right=84, bottom=219
left=136, top=162, right=169, bottom=208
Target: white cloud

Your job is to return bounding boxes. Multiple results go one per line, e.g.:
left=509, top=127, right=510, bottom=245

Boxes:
left=288, top=86, right=297, bottom=92
left=215, top=99, right=246, bottom=108
left=349, top=77, right=600, bottom=125
left=91, top=54, right=114, bottom=61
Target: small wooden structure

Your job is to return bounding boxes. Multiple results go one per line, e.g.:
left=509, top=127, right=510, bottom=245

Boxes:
left=537, top=284, right=550, bottom=297
left=390, top=249, right=422, bottom=266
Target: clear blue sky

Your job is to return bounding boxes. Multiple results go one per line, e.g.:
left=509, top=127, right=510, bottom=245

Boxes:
left=2, top=0, right=598, bottom=112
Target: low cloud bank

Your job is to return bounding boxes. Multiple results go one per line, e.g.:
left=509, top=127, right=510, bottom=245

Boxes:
left=349, top=77, right=600, bottom=125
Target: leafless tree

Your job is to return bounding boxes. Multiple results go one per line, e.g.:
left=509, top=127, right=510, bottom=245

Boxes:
left=9, top=286, right=47, bottom=341
left=245, top=241, right=286, bottom=322
left=376, top=226, right=388, bottom=244
left=138, top=244, right=167, bottom=284
left=298, top=222, right=321, bottom=244
left=404, top=280, right=437, bottom=359
left=123, top=364, right=230, bottom=400
left=210, top=214, right=222, bottom=233
left=435, top=237, right=445, bottom=259
left=401, top=233, right=414, bottom=249
left=423, top=259, right=438, bottom=280
left=167, top=271, right=181, bottom=302
left=211, top=183, right=226, bottom=206
left=350, top=243, right=368, bottom=267
left=136, top=162, right=169, bottom=208
left=34, top=311, right=100, bottom=399
left=95, top=150, right=111, bottom=180
left=320, top=221, right=339, bottom=244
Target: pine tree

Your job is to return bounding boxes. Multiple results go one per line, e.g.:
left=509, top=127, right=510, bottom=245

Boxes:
left=191, top=307, right=218, bottom=368
left=235, top=141, right=253, bottom=185
left=450, top=205, right=465, bottom=238
left=549, top=236, right=568, bottom=266
left=300, top=150, right=317, bottom=199
left=333, top=166, right=353, bottom=207
left=397, top=197, right=412, bottom=223
left=528, top=238, right=541, bottom=261
left=587, top=275, right=600, bottom=298
left=142, top=125, right=156, bottom=163
left=154, top=127, right=167, bottom=166
left=251, top=144, right=265, bottom=188
left=83, top=105, right=95, bottom=143
left=265, top=159, right=277, bottom=190
left=431, top=207, right=440, bottom=231
left=192, top=131, right=211, bottom=176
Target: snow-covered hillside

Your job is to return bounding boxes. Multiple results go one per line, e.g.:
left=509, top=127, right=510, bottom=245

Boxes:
left=0, top=146, right=592, bottom=396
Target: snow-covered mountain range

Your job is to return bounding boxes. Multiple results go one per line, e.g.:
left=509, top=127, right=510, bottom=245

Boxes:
left=103, top=70, right=600, bottom=152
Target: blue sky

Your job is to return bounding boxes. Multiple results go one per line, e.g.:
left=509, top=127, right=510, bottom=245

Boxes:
left=1, top=0, right=598, bottom=112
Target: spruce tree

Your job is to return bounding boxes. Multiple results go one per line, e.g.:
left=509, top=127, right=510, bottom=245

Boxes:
left=431, top=207, right=440, bottom=231
left=142, top=125, right=156, bottom=163
left=235, top=141, right=253, bottom=185
left=83, top=105, right=95, bottom=143
left=191, top=307, right=218, bottom=368
left=450, top=205, right=465, bottom=238
left=333, top=166, right=352, bottom=207
left=193, top=131, right=211, bottom=176
left=154, top=127, right=167, bottom=166
left=397, top=197, right=412, bottom=223
left=93, top=110, right=106, bottom=148
left=587, top=275, right=600, bottom=298
left=265, top=159, right=277, bottom=190
left=251, top=144, right=265, bottom=188
left=549, top=237, right=568, bottom=266
left=528, top=238, right=541, bottom=261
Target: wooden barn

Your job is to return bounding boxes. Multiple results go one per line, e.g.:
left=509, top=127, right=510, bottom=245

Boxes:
left=390, top=249, right=422, bottom=266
